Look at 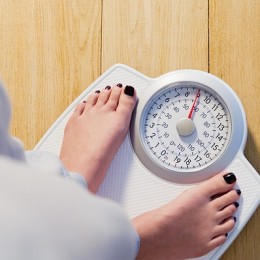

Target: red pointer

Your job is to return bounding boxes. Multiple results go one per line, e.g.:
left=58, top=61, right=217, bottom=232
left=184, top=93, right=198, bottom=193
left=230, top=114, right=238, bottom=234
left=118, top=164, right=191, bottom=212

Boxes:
left=188, top=89, right=200, bottom=119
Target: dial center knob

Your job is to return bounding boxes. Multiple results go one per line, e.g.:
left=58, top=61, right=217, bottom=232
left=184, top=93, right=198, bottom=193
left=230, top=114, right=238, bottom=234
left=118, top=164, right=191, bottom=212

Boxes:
left=176, top=118, right=195, bottom=136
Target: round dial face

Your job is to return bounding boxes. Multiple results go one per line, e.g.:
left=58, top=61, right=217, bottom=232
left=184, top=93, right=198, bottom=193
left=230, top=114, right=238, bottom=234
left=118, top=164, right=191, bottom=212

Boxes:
left=141, top=82, right=231, bottom=172
left=131, top=70, right=246, bottom=184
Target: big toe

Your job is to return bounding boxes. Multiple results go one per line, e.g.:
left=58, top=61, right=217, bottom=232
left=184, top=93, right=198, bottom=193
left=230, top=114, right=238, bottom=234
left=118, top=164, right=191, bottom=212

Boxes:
left=199, top=172, right=237, bottom=197
left=117, top=85, right=137, bottom=116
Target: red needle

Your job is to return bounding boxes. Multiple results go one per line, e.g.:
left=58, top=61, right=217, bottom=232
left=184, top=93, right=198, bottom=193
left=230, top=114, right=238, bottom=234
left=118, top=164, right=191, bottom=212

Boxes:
left=188, top=89, right=200, bottom=119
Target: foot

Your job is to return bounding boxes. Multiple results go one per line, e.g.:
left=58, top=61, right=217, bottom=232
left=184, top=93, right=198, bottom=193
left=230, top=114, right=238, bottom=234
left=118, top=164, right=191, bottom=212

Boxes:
left=132, top=172, right=240, bottom=259
left=59, top=84, right=137, bottom=193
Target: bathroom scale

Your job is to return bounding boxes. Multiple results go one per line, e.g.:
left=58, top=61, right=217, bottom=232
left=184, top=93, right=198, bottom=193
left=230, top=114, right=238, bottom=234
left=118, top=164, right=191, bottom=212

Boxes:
left=34, top=64, right=260, bottom=260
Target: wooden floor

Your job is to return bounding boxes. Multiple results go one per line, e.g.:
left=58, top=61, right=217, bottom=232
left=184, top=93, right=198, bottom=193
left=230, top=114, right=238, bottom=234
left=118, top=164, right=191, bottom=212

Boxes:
left=0, top=0, right=259, bottom=259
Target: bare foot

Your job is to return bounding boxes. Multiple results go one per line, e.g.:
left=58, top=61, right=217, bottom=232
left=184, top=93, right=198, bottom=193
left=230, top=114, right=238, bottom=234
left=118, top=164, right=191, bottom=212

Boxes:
left=132, top=172, right=240, bottom=259
left=59, top=84, right=137, bottom=193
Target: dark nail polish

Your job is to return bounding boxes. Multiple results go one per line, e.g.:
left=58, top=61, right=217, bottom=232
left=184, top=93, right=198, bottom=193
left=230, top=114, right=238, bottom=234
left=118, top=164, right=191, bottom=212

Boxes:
left=236, top=189, right=241, bottom=195
left=225, top=233, right=228, bottom=237
left=83, top=101, right=86, bottom=103
left=124, top=85, right=135, bottom=96
left=234, top=216, right=237, bottom=222
left=105, top=85, right=111, bottom=90
left=223, top=173, right=236, bottom=184
left=117, top=83, right=123, bottom=88
left=95, top=90, right=100, bottom=93
left=234, top=202, right=239, bottom=208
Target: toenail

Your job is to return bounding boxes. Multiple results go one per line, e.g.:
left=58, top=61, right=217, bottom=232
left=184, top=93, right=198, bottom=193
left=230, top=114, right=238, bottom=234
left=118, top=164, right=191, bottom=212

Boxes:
left=124, top=85, right=135, bottom=96
left=83, top=100, right=86, bottom=103
left=234, top=202, right=239, bottom=208
left=95, top=90, right=100, bottom=93
left=225, top=233, right=228, bottom=237
left=105, top=85, right=111, bottom=90
left=117, top=83, right=123, bottom=88
left=234, top=216, right=237, bottom=222
left=236, top=189, right=241, bottom=195
left=223, top=173, right=236, bottom=184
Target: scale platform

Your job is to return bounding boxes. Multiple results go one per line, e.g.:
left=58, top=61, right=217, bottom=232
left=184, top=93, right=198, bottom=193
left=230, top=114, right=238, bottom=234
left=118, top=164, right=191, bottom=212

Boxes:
left=34, top=64, right=260, bottom=260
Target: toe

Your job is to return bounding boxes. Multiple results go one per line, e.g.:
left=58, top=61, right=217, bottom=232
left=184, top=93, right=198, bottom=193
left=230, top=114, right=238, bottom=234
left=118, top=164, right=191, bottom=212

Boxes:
left=213, top=216, right=236, bottom=237
left=217, top=203, right=238, bottom=223
left=84, top=91, right=100, bottom=111
left=199, top=172, right=237, bottom=197
left=207, top=234, right=227, bottom=251
left=212, top=189, right=240, bottom=210
left=96, top=86, right=112, bottom=106
left=105, top=84, right=123, bottom=110
left=116, top=85, right=137, bottom=116
left=73, top=102, right=86, bottom=116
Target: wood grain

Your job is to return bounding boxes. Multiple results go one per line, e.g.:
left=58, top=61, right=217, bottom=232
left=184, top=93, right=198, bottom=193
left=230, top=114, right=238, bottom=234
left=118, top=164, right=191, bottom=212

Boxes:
left=102, top=0, right=208, bottom=76
left=0, top=0, right=259, bottom=259
left=210, top=1, right=260, bottom=259
left=0, top=0, right=102, bottom=148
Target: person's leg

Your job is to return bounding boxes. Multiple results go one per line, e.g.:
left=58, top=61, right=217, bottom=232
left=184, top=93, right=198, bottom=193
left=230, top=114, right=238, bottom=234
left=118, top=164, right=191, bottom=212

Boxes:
left=133, top=172, right=240, bottom=259
left=59, top=84, right=136, bottom=193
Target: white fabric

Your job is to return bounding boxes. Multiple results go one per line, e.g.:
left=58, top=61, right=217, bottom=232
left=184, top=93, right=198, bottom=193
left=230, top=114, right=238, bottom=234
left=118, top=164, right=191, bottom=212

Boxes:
left=0, top=83, right=25, bottom=161
left=25, top=150, right=87, bottom=190
left=0, top=82, right=139, bottom=260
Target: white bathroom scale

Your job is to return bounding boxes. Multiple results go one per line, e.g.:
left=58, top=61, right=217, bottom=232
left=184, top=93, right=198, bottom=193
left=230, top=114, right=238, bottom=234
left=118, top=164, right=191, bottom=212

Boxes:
left=34, top=64, right=260, bottom=260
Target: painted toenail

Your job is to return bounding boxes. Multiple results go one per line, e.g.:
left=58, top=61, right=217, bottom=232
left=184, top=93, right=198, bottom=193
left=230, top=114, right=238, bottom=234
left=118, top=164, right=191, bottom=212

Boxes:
left=105, top=85, right=111, bottom=90
left=117, top=83, right=123, bottom=88
left=83, top=101, right=86, bottom=103
left=236, top=189, right=241, bottom=195
left=234, top=216, right=237, bottom=222
left=225, top=233, right=228, bottom=237
left=124, top=85, right=135, bottom=96
left=223, top=173, right=236, bottom=184
left=234, top=202, right=239, bottom=208
left=95, top=90, right=100, bottom=93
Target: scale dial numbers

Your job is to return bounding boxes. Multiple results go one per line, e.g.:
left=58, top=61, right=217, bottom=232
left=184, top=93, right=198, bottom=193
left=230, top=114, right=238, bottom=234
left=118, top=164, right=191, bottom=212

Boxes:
left=142, top=84, right=231, bottom=172
left=131, top=71, right=246, bottom=184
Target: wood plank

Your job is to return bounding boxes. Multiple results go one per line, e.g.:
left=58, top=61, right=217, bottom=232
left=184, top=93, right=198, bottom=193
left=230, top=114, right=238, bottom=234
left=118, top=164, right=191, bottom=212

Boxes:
left=209, top=0, right=260, bottom=259
left=0, top=0, right=102, bottom=149
left=102, top=0, right=208, bottom=77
